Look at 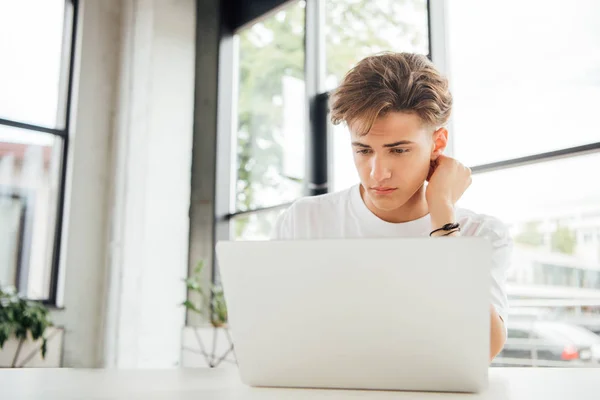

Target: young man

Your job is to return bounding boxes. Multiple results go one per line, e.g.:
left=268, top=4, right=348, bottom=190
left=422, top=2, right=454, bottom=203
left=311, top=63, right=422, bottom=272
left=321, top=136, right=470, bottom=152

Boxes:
left=272, top=52, right=509, bottom=361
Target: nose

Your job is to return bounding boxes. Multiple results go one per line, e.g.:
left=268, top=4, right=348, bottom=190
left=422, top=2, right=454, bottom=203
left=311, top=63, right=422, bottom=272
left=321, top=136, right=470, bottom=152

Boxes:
left=370, top=155, right=392, bottom=182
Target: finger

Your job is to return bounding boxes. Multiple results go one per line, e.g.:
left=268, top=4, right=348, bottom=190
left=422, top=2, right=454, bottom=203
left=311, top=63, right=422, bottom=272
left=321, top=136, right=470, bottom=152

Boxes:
left=426, top=160, right=436, bottom=182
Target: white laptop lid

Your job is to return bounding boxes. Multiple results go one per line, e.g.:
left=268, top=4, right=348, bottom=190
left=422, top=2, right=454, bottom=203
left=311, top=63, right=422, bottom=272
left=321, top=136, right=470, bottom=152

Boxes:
left=215, top=237, right=492, bottom=393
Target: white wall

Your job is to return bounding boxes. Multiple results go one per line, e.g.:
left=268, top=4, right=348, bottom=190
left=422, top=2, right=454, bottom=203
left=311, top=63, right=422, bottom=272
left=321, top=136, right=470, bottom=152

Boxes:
left=52, top=0, right=196, bottom=368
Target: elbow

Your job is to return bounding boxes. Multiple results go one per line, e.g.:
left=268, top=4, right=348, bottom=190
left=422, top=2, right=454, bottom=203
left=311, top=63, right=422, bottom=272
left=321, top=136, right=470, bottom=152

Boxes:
left=490, top=330, right=506, bottom=362
left=489, top=307, right=507, bottom=362
left=489, top=317, right=507, bottom=362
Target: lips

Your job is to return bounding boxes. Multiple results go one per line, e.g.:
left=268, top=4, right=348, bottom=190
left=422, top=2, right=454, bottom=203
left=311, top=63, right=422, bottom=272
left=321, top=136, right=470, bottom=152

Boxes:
left=371, top=187, right=397, bottom=195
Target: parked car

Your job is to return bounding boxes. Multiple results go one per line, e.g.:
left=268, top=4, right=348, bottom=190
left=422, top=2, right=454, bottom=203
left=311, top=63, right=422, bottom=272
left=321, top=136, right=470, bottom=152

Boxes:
left=557, top=315, right=600, bottom=336
left=496, top=320, right=600, bottom=367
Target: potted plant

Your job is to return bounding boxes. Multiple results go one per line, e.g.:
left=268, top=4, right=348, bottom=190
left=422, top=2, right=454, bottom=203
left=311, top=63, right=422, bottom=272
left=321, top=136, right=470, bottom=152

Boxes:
left=183, top=261, right=228, bottom=327
left=0, top=286, right=53, bottom=367
left=182, top=262, right=234, bottom=367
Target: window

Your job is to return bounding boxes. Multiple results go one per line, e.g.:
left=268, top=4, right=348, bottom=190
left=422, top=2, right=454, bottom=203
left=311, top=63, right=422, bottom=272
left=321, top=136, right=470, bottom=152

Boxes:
left=326, top=0, right=430, bottom=192
left=0, top=0, right=76, bottom=303
left=459, top=131, right=600, bottom=368
left=325, top=0, right=429, bottom=91
left=460, top=154, right=600, bottom=289
left=234, top=1, right=306, bottom=212
left=231, top=0, right=431, bottom=222
left=448, top=1, right=600, bottom=368
left=0, top=0, right=67, bottom=128
left=446, top=0, right=600, bottom=166
left=231, top=208, right=286, bottom=241
left=0, top=127, right=63, bottom=300
left=459, top=154, right=600, bottom=227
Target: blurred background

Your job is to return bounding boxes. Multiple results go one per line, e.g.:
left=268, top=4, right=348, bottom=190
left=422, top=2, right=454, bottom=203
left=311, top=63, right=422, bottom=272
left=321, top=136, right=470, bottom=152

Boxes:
left=1, top=0, right=599, bottom=369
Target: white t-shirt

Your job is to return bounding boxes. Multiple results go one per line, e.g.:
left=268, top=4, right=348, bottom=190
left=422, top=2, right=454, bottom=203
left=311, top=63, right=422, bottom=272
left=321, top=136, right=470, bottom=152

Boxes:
left=272, top=184, right=510, bottom=324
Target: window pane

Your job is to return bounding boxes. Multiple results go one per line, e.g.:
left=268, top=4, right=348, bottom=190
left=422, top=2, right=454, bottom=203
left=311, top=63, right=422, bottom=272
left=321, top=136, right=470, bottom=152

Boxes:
left=325, top=0, right=429, bottom=91
left=447, top=0, right=600, bottom=166
left=0, top=0, right=68, bottom=128
left=459, top=153, right=600, bottom=367
left=231, top=209, right=286, bottom=241
left=0, top=126, right=63, bottom=300
left=330, top=124, right=360, bottom=192
left=234, top=1, right=306, bottom=212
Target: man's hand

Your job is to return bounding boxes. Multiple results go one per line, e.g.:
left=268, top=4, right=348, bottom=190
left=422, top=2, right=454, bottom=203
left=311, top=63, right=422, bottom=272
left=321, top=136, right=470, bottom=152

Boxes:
left=426, top=155, right=472, bottom=232
left=426, top=155, right=472, bottom=209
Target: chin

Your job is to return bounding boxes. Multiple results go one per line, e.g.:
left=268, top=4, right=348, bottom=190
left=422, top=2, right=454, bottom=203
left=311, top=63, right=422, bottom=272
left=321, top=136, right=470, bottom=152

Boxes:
left=367, top=193, right=410, bottom=212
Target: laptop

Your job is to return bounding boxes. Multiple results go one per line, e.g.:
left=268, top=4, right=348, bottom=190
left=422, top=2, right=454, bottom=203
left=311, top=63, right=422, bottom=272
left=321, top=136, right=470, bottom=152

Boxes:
left=215, top=237, right=492, bottom=393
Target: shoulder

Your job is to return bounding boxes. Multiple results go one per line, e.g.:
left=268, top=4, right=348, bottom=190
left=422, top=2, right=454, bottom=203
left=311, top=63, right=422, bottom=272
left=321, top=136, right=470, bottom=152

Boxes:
left=271, top=187, right=353, bottom=239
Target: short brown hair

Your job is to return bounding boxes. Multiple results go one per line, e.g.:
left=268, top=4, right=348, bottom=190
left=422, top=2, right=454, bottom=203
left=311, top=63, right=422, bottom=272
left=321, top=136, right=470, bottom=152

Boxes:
left=330, top=52, right=452, bottom=135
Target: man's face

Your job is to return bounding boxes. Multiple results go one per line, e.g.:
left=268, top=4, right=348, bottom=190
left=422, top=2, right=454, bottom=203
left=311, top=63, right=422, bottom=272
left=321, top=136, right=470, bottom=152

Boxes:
left=350, top=111, right=437, bottom=212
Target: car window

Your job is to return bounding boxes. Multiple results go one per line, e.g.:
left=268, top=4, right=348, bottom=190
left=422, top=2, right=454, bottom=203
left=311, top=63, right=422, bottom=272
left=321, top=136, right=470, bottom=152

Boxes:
left=541, top=323, right=600, bottom=345
left=531, top=328, right=569, bottom=344
left=508, top=328, right=530, bottom=339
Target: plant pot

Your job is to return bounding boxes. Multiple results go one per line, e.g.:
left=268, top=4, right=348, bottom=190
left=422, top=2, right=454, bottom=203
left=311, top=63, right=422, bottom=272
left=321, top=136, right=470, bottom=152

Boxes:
left=181, top=325, right=236, bottom=368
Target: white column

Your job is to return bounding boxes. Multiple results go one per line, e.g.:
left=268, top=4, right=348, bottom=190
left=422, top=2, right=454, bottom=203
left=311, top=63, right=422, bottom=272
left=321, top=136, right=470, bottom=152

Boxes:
left=102, top=0, right=196, bottom=368
left=53, top=0, right=196, bottom=368
left=52, top=0, right=123, bottom=367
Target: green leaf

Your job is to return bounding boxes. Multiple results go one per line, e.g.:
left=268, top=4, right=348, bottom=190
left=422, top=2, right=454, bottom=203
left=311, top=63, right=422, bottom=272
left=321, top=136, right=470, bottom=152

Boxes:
left=0, top=328, right=7, bottom=349
left=184, top=279, right=202, bottom=292
left=182, top=300, right=201, bottom=314
left=193, top=261, right=204, bottom=275
left=41, top=338, right=48, bottom=359
left=0, top=286, right=52, bottom=355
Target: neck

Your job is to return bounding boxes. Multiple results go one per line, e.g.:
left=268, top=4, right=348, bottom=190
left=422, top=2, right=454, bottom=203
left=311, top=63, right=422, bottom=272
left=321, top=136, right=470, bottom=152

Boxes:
left=360, top=184, right=429, bottom=223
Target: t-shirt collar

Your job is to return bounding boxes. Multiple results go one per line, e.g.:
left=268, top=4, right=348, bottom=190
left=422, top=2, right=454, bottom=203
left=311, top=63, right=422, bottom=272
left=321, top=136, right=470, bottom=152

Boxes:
left=349, top=184, right=432, bottom=236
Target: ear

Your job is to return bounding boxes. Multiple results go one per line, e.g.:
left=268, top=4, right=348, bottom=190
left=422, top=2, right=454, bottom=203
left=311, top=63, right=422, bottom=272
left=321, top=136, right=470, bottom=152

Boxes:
left=431, top=127, right=448, bottom=160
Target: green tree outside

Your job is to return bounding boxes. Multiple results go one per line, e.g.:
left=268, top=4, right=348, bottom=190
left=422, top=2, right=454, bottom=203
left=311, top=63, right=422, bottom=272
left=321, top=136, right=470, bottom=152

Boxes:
left=514, top=221, right=545, bottom=247
left=551, top=225, right=577, bottom=255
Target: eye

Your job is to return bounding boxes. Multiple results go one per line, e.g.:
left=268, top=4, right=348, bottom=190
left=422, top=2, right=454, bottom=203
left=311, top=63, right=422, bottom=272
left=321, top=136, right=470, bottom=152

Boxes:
left=391, top=148, right=409, bottom=155
left=356, top=149, right=372, bottom=155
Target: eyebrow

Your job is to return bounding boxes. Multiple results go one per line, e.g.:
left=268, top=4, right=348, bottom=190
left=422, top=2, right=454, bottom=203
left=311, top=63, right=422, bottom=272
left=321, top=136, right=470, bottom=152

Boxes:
left=351, top=140, right=414, bottom=148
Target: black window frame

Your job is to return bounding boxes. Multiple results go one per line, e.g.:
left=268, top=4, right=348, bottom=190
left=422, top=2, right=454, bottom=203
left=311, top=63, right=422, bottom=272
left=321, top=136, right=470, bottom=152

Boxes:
left=215, top=0, right=434, bottom=235
left=0, top=0, right=79, bottom=305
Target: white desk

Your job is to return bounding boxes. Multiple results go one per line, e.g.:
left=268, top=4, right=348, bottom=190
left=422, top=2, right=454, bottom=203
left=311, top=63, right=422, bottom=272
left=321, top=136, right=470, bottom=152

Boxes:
left=1, top=367, right=599, bottom=399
